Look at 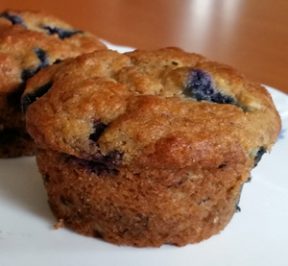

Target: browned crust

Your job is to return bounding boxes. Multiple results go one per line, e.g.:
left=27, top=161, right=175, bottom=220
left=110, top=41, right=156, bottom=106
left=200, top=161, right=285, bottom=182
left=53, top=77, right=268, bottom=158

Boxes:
left=38, top=149, right=248, bottom=247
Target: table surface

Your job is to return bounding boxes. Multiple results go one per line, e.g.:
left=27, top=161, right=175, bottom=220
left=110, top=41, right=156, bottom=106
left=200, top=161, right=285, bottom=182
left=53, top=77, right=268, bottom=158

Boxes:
left=1, top=0, right=287, bottom=93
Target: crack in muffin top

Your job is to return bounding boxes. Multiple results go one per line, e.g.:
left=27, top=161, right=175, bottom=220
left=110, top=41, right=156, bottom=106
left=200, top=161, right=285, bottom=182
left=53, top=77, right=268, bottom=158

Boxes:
left=23, top=48, right=281, bottom=170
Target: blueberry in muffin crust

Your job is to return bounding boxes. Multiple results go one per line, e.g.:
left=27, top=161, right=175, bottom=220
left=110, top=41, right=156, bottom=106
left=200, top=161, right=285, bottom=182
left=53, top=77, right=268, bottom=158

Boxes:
left=41, top=25, right=82, bottom=39
left=184, top=69, right=237, bottom=104
left=0, top=11, right=24, bottom=26
left=23, top=48, right=281, bottom=247
left=0, top=9, right=106, bottom=157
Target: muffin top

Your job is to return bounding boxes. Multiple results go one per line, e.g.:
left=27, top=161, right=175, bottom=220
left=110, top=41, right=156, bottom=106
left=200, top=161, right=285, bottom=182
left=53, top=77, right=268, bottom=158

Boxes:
left=0, top=10, right=106, bottom=95
left=23, top=48, right=281, bottom=171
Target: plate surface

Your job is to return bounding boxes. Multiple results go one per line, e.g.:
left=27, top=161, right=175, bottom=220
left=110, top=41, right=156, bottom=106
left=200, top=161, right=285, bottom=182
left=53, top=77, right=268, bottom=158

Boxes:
left=0, top=44, right=288, bottom=266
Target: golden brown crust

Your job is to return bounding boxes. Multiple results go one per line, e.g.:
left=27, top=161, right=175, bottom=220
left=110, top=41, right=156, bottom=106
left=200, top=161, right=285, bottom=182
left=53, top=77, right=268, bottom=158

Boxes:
left=0, top=10, right=106, bottom=157
left=25, top=49, right=280, bottom=164
left=25, top=48, right=281, bottom=246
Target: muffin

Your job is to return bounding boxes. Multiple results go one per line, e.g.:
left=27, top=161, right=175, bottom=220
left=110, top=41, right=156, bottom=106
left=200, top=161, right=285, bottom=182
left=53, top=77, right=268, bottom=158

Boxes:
left=23, top=48, right=281, bottom=247
left=0, top=10, right=106, bottom=157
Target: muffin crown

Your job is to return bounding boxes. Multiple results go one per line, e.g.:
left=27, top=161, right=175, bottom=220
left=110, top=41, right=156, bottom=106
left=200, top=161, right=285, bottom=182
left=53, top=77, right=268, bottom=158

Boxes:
left=23, top=48, right=281, bottom=170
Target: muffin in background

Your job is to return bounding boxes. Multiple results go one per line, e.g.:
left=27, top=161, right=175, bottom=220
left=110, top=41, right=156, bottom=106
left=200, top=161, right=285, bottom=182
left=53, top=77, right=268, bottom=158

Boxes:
left=23, top=48, right=281, bottom=247
left=0, top=10, right=106, bottom=157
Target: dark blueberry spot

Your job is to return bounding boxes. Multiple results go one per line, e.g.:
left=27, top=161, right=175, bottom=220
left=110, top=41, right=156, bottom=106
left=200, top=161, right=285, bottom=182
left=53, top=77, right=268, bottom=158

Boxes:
left=42, top=25, right=82, bottom=39
left=89, top=121, right=107, bottom=142
left=218, top=163, right=227, bottom=169
left=53, top=59, right=63, bottom=64
left=60, top=195, right=73, bottom=206
left=211, top=91, right=236, bottom=104
left=70, top=150, right=123, bottom=175
left=21, top=81, right=53, bottom=112
left=246, top=176, right=252, bottom=183
left=184, top=69, right=237, bottom=104
left=21, top=68, right=36, bottom=82
left=0, top=11, right=25, bottom=26
left=21, top=48, right=49, bottom=83
left=236, top=205, right=241, bottom=212
left=34, top=48, right=49, bottom=68
left=11, top=48, right=50, bottom=111
left=91, top=150, right=123, bottom=173
left=254, top=146, right=266, bottom=167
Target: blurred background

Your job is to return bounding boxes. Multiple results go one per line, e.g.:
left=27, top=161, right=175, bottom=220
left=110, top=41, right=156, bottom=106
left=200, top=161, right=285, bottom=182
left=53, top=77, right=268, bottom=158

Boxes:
left=0, top=0, right=287, bottom=92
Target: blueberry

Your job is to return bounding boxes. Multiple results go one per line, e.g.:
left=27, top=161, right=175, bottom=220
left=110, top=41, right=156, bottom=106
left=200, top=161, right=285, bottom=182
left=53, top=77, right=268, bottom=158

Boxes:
left=89, top=121, right=107, bottom=142
left=70, top=150, right=123, bottom=175
left=21, top=68, right=37, bottom=82
left=90, top=150, right=123, bottom=173
left=184, top=69, right=236, bottom=104
left=254, top=146, right=266, bottom=167
left=42, top=25, right=82, bottom=39
left=8, top=48, right=49, bottom=110
left=0, top=11, right=25, bottom=26
left=21, top=48, right=49, bottom=82
left=21, top=81, right=53, bottom=112
left=53, top=59, right=63, bottom=64
left=185, top=69, right=213, bottom=98
left=60, top=195, right=73, bottom=206
left=34, top=48, right=49, bottom=68
left=211, top=91, right=236, bottom=104
left=102, top=150, right=123, bottom=169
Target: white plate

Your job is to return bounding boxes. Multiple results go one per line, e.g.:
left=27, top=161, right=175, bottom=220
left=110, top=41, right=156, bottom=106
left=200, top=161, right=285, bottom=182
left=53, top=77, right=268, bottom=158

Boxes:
left=1, top=44, right=288, bottom=266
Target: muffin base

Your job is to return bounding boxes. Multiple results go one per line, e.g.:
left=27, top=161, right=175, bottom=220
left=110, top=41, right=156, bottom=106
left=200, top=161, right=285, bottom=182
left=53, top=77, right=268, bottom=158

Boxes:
left=37, top=148, right=247, bottom=247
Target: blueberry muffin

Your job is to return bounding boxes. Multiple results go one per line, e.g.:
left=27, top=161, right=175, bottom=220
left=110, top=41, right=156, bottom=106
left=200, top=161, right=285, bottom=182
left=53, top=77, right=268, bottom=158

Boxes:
left=23, top=48, right=281, bottom=247
left=0, top=10, right=106, bottom=157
